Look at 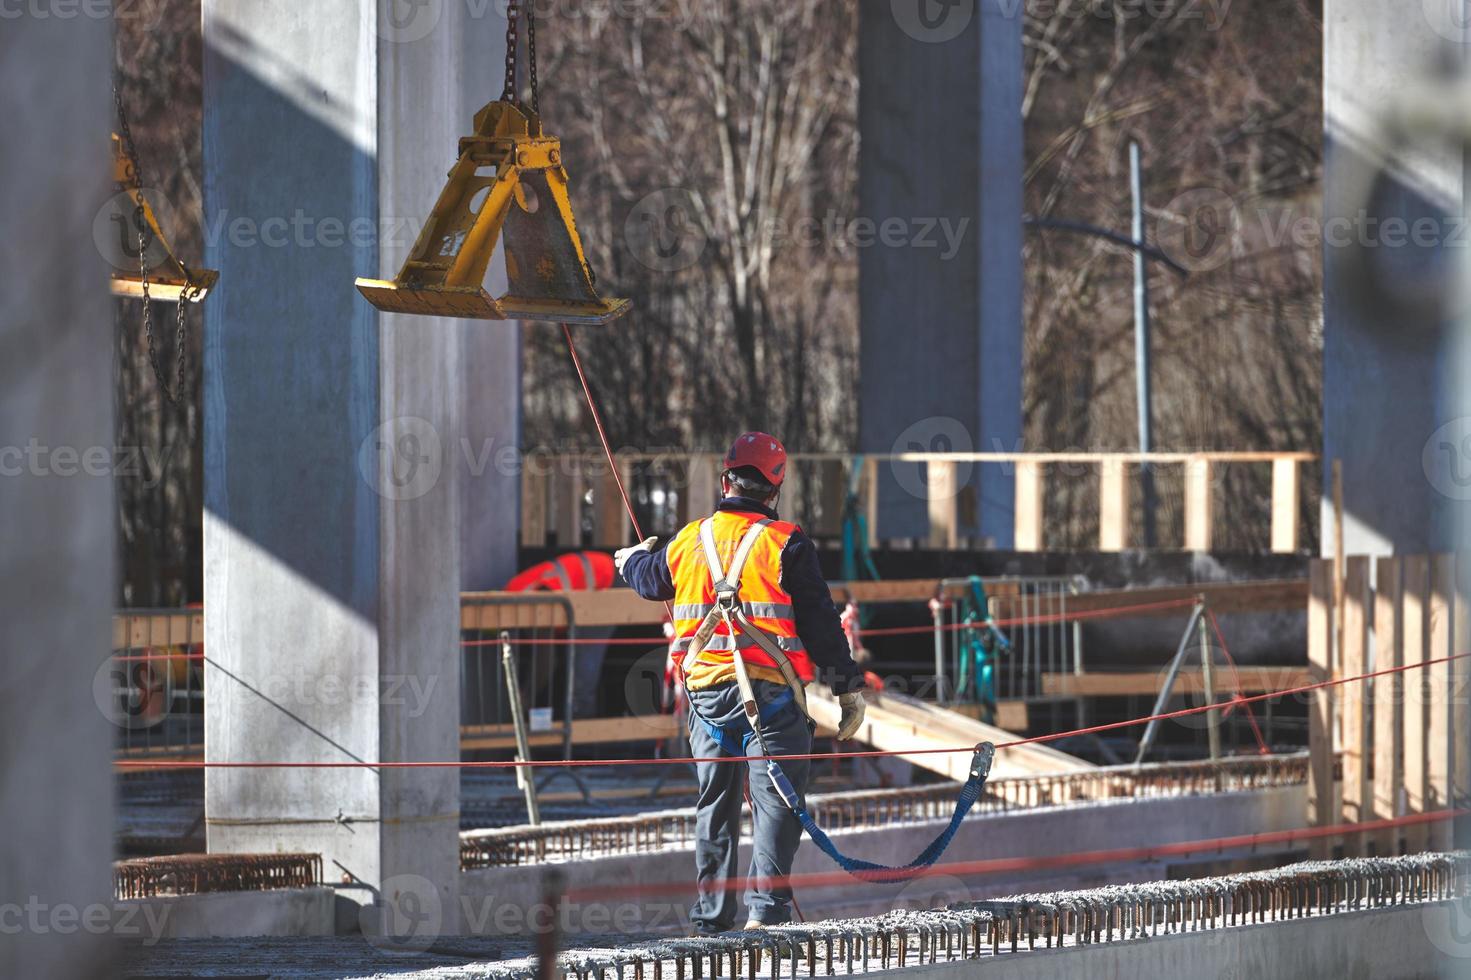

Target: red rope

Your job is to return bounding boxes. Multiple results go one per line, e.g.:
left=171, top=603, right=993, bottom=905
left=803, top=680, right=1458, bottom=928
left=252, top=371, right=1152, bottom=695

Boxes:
left=113, top=650, right=1471, bottom=770
left=1207, top=607, right=1270, bottom=755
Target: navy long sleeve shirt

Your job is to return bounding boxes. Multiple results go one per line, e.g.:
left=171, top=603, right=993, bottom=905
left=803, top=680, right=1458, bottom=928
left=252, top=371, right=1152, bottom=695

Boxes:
left=620, top=497, right=865, bottom=695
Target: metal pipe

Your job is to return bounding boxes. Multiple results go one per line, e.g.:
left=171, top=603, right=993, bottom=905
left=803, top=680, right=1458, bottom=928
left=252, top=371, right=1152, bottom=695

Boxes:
left=1130, top=140, right=1158, bottom=548
left=501, top=631, right=541, bottom=825
left=1200, top=607, right=1221, bottom=764
left=1133, top=601, right=1207, bottom=767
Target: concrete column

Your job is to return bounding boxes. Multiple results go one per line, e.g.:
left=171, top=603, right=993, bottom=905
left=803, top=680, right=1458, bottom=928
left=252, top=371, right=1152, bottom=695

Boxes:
left=858, top=0, right=1023, bottom=546
left=202, top=0, right=489, bottom=932
left=1323, top=0, right=1471, bottom=554
left=0, top=13, right=115, bottom=978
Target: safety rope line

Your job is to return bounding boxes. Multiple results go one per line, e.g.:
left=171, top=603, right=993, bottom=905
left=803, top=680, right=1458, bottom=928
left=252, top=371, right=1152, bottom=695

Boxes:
left=563, top=807, right=1469, bottom=901
left=1208, top=607, right=1270, bottom=755
left=112, top=650, right=1471, bottom=770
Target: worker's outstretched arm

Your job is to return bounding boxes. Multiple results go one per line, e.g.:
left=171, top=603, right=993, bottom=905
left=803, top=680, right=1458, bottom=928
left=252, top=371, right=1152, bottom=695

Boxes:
left=618, top=539, right=675, bottom=601
left=779, top=532, right=865, bottom=695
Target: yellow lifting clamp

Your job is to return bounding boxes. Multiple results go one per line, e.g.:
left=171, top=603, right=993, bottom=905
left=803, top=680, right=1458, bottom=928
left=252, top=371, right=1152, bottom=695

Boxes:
left=108, top=133, right=219, bottom=305
left=355, top=100, right=631, bottom=325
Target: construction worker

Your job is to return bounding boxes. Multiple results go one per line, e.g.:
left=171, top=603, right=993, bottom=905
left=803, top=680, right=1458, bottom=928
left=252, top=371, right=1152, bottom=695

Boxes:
left=616, top=432, right=867, bottom=934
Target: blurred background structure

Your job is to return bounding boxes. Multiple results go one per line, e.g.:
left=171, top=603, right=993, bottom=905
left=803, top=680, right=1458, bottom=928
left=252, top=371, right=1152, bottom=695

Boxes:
left=8, top=0, right=1471, bottom=976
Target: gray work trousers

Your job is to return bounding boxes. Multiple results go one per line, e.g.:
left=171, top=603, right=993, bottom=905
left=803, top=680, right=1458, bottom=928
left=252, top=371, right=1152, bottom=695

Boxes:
left=686, top=679, right=813, bottom=933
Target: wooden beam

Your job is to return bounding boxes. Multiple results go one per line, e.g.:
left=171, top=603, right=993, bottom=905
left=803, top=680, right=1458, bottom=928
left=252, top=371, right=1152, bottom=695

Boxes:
left=682, top=453, right=717, bottom=523
left=1339, top=555, right=1370, bottom=856
left=520, top=469, right=548, bottom=548
left=862, top=457, right=879, bottom=549
left=926, top=461, right=959, bottom=549
left=112, top=611, right=204, bottom=649
left=1098, top=458, right=1129, bottom=552
left=459, top=715, right=679, bottom=752
left=1014, top=459, right=1044, bottom=552
left=813, top=459, right=846, bottom=538
left=1457, top=555, right=1471, bottom=823
left=1372, top=556, right=1403, bottom=856
left=1041, top=667, right=1310, bottom=697
left=1429, top=554, right=1455, bottom=851
left=1402, top=554, right=1430, bottom=853
left=593, top=460, right=631, bottom=548
left=1270, top=458, right=1300, bottom=554
left=1183, top=456, right=1213, bottom=551
left=553, top=471, right=583, bottom=548
left=1307, top=559, right=1334, bottom=858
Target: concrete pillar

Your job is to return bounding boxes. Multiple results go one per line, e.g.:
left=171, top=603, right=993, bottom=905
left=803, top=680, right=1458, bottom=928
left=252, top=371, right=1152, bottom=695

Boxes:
left=858, top=0, right=1022, bottom=546
left=0, top=14, right=115, bottom=978
left=1323, top=0, right=1471, bottom=554
left=202, top=0, right=489, bottom=933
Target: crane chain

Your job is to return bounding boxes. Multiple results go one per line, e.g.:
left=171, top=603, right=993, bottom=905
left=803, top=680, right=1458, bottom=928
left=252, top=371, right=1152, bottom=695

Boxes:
left=116, top=77, right=188, bottom=407
left=500, top=0, right=540, bottom=113
left=501, top=0, right=521, bottom=102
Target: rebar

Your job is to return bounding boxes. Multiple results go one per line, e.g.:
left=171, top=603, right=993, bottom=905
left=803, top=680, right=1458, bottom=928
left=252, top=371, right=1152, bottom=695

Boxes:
left=113, top=852, right=321, bottom=900
left=479, top=853, right=1470, bottom=980
left=461, top=754, right=1311, bottom=870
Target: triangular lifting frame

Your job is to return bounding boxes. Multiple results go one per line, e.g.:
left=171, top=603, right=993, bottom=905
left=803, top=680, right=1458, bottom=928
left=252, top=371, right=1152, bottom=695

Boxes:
left=108, top=134, right=218, bottom=304
left=356, top=100, right=631, bottom=325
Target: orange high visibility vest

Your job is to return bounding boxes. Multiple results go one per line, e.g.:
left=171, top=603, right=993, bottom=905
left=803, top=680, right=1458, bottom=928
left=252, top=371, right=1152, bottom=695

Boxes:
left=666, top=510, right=815, bottom=681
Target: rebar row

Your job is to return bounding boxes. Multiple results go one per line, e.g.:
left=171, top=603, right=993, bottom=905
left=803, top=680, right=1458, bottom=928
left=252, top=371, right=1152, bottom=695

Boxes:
left=460, top=754, right=1311, bottom=870
left=113, top=852, right=322, bottom=900
left=491, top=852, right=1469, bottom=980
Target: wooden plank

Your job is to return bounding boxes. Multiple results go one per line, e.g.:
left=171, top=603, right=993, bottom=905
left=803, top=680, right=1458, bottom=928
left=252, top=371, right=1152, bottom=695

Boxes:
left=112, top=612, right=204, bottom=649
left=926, top=461, right=959, bottom=549
left=593, top=461, right=631, bottom=548
left=456, top=577, right=1312, bottom=630
left=1457, top=555, right=1471, bottom=822
left=1014, top=459, right=1044, bottom=552
left=1270, top=458, right=1300, bottom=554
left=1402, top=554, right=1430, bottom=853
left=459, top=715, right=679, bottom=751
left=813, top=459, right=847, bottom=538
left=1307, top=559, right=1334, bottom=858
left=1339, top=555, right=1370, bottom=856
left=1428, top=554, right=1454, bottom=850
left=553, top=471, right=583, bottom=548
left=945, top=700, right=1029, bottom=731
left=1372, top=556, right=1403, bottom=856
left=862, top=457, right=879, bottom=548
left=682, top=454, right=718, bottom=524
left=1041, top=667, right=1310, bottom=697
left=1098, top=458, right=1128, bottom=552
left=805, top=688, right=1093, bottom=781
left=1183, top=456, right=1213, bottom=551
left=520, top=469, right=548, bottom=548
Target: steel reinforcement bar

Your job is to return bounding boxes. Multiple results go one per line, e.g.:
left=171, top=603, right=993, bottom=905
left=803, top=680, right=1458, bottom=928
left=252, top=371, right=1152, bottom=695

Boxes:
left=461, top=753, right=1311, bottom=870
left=114, top=852, right=322, bottom=900
left=487, top=853, right=1469, bottom=980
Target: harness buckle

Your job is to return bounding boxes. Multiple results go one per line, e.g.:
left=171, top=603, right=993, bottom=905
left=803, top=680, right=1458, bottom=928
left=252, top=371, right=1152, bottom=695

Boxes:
left=969, top=741, right=996, bottom=782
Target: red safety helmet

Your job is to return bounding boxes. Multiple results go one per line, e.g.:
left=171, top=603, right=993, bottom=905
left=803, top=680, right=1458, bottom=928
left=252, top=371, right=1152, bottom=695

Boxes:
left=723, top=431, right=787, bottom=488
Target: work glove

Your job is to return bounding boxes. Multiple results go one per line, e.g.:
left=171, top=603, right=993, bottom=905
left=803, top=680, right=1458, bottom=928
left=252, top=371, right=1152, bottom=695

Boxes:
left=614, top=536, right=658, bottom=576
left=836, top=690, right=866, bottom=741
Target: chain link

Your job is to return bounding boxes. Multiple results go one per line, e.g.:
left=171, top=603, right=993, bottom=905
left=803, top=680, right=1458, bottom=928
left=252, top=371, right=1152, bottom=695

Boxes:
left=116, top=77, right=187, bottom=406
left=500, top=0, right=540, bottom=113
left=526, top=0, right=539, bottom=115
left=501, top=0, right=521, bottom=102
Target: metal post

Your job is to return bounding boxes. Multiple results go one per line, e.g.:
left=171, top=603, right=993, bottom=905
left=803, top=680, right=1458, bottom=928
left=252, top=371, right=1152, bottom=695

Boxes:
left=1130, top=140, right=1158, bottom=548
left=1133, top=602, right=1207, bottom=767
left=1200, top=607, right=1221, bottom=763
left=502, top=631, right=541, bottom=825
left=931, top=596, right=948, bottom=704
